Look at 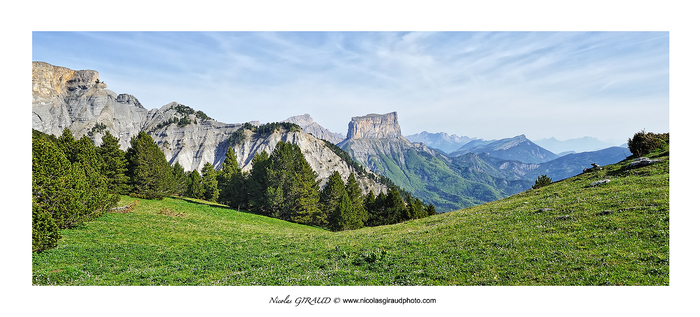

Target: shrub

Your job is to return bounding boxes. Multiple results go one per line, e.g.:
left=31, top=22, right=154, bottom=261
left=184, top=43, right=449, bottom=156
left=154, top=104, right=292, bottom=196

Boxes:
left=628, top=130, right=669, bottom=157
left=32, top=199, right=61, bottom=252
left=532, top=174, right=552, bottom=189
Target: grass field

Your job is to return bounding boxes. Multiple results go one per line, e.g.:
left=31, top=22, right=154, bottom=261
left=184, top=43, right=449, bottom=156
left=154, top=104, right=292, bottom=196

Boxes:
left=32, top=150, right=669, bottom=286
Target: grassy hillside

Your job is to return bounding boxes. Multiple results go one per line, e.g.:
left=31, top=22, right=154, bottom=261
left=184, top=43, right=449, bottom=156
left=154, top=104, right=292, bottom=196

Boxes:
left=32, top=150, right=668, bottom=285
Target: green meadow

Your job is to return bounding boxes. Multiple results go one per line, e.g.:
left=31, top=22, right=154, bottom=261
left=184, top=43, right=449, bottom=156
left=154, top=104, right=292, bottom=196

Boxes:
left=32, top=150, right=669, bottom=286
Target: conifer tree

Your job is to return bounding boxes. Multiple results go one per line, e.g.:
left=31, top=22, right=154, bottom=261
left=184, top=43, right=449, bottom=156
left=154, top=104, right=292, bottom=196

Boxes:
left=345, top=173, right=367, bottom=226
left=328, top=192, right=353, bottom=231
left=32, top=198, right=60, bottom=252
left=265, top=141, right=320, bottom=224
left=426, top=203, right=437, bottom=216
left=412, top=197, right=427, bottom=219
left=363, top=190, right=378, bottom=226
left=289, top=144, right=321, bottom=225
left=33, top=131, right=116, bottom=242
left=186, top=170, right=205, bottom=199
left=171, top=162, right=188, bottom=196
left=320, top=171, right=346, bottom=227
left=98, top=131, right=130, bottom=194
left=385, top=187, right=406, bottom=225
left=372, top=191, right=388, bottom=226
left=246, top=151, right=271, bottom=215
left=201, top=162, right=220, bottom=202
left=217, top=147, right=246, bottom=208
left=125, top=131, right=174, bottom=199
left=56, top=128, right=77, bottom=162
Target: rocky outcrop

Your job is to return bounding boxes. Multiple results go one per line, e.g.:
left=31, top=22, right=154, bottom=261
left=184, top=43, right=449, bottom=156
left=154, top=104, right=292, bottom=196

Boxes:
left=32, top=61, right=152, bottom=150
left=31, top=62, right=387, bottom=195
left=345, top=112, right=402, bottom=140
left=229, top=127, right=386, bottom=195
left=283, top=114, right=344, bottom=144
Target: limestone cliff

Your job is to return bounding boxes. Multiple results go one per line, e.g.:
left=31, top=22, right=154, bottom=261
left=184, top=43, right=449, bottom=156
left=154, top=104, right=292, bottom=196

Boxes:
left=31, top=62, right=386, bottom=195
left=283, top=114, right=344, bottom=144
left=345, top=112, right=402, bottom=140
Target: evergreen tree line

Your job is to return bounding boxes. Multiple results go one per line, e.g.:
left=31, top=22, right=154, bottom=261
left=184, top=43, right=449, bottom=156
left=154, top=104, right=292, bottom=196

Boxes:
left=210, top=141, right=438, bottom=231
left=32, top=128, right=437, bottom=252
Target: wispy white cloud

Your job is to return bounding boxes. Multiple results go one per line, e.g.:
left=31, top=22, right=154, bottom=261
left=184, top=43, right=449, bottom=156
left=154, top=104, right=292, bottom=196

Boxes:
left=32, top=31, right=668, bottom=144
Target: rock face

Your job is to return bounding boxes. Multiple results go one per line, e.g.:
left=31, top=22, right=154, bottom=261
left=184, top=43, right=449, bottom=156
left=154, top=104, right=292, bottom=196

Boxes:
left=31, top=62, right=386, bottom=195
left=230, top=127, right=386, bottom=194
left=33, top=61, right=152, bottom=150
left=283, top=114, right=344, bottom=144
left=345, top=112, right=402, bottom=140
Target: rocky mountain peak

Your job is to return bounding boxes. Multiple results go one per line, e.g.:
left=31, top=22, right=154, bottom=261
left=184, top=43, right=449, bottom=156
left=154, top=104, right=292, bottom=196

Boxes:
left=346, top=112, right=402, bottom=140
left=283, top=114, right=344, bottom=144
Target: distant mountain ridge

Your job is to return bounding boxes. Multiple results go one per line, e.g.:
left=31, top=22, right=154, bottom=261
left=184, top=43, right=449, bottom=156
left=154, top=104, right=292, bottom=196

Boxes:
left=32, top=61, right=634, bottom=213
left=405, top=131, right=473, bottom=153
left=450, top=134, right=559, bottom=163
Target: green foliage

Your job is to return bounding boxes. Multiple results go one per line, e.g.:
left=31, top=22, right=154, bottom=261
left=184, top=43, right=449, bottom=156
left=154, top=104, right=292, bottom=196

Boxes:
left=264, top=141, right=320, bottom=224
left=246, top=151, right=271, bottom=215
left=228, top=129, right=248, bottom=146
left=125, top=132, right=174, bottom=200
left=186, top=170, right=205, bottom=199
left=320, top=171, right=347, bottom=227
left=32, top=199, right=60, bottom=253
left=177, top=116, right=192, bottom=127
left=173, top=104, right=195, bottom=116
left=201, top=162, right=220, bottom=202
left=150, top=117, right=179, bottom=132
left=628, top=129, right=669, bottom=157
left=345, top=173, right=368, bottom=225
left=171, top=162, right=188, bottom=197
left=532, top=174, right=552, bottom=190
left=195, top=110, right=212, bottom=121
left=32, top=150, right=668, bottom=286
left=98, top=131, right=130, bottom=194
left=32, top=129, right=118, bottom=252
left=329, top=192, right=363, bottom=231
left=217, top=147, right=246, bottom=208
left=87, top=122, right=107, bottom=136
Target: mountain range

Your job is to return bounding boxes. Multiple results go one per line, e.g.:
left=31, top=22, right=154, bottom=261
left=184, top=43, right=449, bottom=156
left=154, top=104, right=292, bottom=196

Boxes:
left=32, top=62, right=632, bottom=212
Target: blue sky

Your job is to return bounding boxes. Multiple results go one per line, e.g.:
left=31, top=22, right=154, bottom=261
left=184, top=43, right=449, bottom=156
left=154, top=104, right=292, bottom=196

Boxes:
left=33, top=31, right=668, bottom=144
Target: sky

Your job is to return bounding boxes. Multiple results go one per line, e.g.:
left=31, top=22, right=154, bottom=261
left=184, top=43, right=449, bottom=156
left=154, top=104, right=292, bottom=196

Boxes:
left=32, top=31, right=668, bottom=145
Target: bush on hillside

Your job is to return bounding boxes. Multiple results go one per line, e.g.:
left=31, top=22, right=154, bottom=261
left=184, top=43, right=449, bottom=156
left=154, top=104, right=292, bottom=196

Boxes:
left=628, top=130, right=669, bottom=158
left=532, top=174, right=552, bottom=189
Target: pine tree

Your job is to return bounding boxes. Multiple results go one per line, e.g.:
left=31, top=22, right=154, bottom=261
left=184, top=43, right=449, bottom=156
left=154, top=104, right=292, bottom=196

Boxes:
left=372, top=191, right=388, bottom=226
left=217, top=147, right=245, bottom=208
left=345, top=173, right=367, bottom=226
left=426, top=203, right=437, bottom=216
left=32, top=198, right=60, bottom=252
left=171, top=162, right=188, bottom=196
left=246, top=151, right=271, bottom=215
left=289, top=144, right=321, bottom=226
left=328, top=192, right=353, bottom=231
left=385, top=187, right=406, bottom=225
left=265, top=141, right=320, bottom=223
left=320, top=171, right=346, bottom=227
left=186, top=170, right=205, bottom=199
left=56, top=128, right=77, bottom=162
left=363, top=190, right=377, bottom=226
left=98, top=131, right=130, bottom=194
left=125, top=131, right=174, bottom=199
left=412, top=197, right=427, bottom=219
left=201, top=162, right=220, bottom=202
left=33, top=130, right=116, bottom=246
